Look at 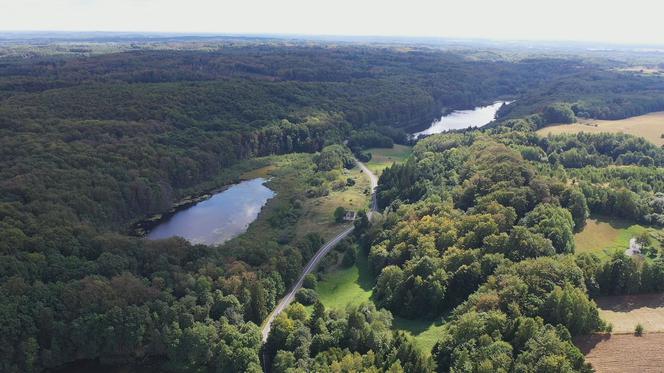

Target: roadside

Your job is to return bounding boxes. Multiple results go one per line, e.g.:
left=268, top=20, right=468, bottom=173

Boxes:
left=260, top=159, right=378, bottom=342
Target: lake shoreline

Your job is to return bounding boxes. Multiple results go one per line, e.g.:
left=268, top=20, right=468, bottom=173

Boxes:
left=128, top=182, right=238, bottom=238
left=412, top=100, right=510, bottom=138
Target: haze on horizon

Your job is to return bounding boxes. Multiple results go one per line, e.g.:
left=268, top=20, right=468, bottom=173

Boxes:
left=2, top=0, right=664, bottom=46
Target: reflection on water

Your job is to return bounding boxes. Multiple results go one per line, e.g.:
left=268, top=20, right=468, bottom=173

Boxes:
left=413, top=101, right=509, bottom=137
left=147, top=178, right=275, bottom=245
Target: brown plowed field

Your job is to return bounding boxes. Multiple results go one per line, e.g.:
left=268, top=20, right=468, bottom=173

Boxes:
left=576, top=333, right=664, bottom=373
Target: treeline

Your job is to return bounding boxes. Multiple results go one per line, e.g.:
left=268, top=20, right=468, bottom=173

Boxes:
left=495, top=69, right=664, bottom=128
left=265, top=302, right=433, bottom=372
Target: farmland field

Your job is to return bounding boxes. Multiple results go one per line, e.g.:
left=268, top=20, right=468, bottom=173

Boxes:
left=576, top=333, right=664, bottom=373
left=596, top=293, right=664, bottom=333
left=364, top=144, right=412, bottom=176
left=537, top=112, right=664, bottom=146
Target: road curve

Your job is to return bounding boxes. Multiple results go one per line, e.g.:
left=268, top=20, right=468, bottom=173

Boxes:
left=260, top=160, right=378, bottom=342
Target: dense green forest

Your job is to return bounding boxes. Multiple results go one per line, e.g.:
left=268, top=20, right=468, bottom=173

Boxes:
left=2, top=39, right=664, bottom=372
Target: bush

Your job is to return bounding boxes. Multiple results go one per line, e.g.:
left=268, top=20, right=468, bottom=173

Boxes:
left=356, top=151, right=372, bottom=162
left=295, top=288, right=319, bottom=305
left=635, top=323, right=644, bottom=336
left=302, top=273, right=317, bottom=289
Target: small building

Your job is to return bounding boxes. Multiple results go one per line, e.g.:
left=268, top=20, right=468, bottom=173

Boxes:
left=343, top=210, right=357, bottom=221
left=625, top=237, right=642, bottom=257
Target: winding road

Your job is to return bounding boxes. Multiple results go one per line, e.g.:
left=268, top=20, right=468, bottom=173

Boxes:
left=260, top=160, right=378, bottom=342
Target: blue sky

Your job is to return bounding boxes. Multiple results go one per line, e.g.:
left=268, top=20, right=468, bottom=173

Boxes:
left=2, top=0, right=664, bottom=45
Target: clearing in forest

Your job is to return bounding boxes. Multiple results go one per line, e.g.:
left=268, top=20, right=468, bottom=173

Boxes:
left=313, top=252, right=445, bottom=353
left=365, top=144, right=412, bottom=176
left=576, top=333, right=664, bottom=373
left=537, top=112, right=664, bottom=146
left=296, top=165, right=371, bottom=240
left=574, top=216, right=650, bottom=257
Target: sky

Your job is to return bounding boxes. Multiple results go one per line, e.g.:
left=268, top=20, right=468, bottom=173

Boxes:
left=2, top=0, right=664, bottom=45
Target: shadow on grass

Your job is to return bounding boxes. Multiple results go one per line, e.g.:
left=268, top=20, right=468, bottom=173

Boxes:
left=596, top=293, right=664, bottom=312
left=392, top=316, right=446, bottom=336
left=354, top=252, right=446, bottom=337
left=355, top=251, right=375, bottom=293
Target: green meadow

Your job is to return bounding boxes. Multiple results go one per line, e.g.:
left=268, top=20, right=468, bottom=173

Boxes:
left=314, top=251, right=444, bottom=353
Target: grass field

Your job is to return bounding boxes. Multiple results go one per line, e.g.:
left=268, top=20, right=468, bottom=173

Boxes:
left=365, top=145, right=412, bottom=176
left=296, top=165, right=371, bottom=241
left=576, top=332, right=664, bottom=373
left=537, top=112, right=664, bottom=146
left=574, top=216, right=651, bottom=258
left=392, top=316, right=446, bottom=353
left=313, top=251, right=444, bottom=353
left=596, top=293, right=664, bottom=333
left=315, top=251, right=374, bottom=309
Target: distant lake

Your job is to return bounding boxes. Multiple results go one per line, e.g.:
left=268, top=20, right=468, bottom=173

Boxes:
left=413, top=101, right=508, bottom=137
left=146, top=178, right=275, bottom=245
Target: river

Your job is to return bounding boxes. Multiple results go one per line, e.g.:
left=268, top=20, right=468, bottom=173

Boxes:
left=412, top=101, right=509, bottom=137
left=146, top=178, right=275, bottom=245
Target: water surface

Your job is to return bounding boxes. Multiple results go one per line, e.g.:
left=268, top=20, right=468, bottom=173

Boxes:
left=413, top=101, right=508, bottom=137
left=147, top=178, right=275, bottom=245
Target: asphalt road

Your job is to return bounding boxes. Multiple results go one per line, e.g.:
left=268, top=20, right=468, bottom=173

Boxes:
left=260, top=160, right=378, bottom=342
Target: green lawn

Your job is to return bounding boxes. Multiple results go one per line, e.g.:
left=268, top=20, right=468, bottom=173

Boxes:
left=392, top=316, right=446, bottom=354
left=313, top=251, right=444, bottom=354
left=574, top=215, right=658, bottom=258
left=365, top=145, right=412, bottom=176
left=315, top=252, right=373, bottom=310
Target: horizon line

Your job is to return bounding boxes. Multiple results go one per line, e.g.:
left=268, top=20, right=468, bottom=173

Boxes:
left=2, top=30, right=664, bottom=50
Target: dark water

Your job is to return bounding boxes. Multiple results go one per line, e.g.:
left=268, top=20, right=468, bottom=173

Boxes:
left=146, top=178, right=275, bottom=245
left=413, top=101, right=509, bottom=137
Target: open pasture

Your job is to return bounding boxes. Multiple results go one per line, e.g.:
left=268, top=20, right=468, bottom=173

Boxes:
left=538, top=112, right=664, bottom=146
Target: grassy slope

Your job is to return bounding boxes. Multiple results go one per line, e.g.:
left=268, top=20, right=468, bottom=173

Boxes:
left=315, top=252, right=373, bottom=309
left=314, top=252, right=444, bottom=353
left=574, top=215, right=654, bottom=258
left=365, top=145, right=413, bottom=176
left=296, top=165, right=371, bottom=241
left=537, top=112, right=664, bottom=146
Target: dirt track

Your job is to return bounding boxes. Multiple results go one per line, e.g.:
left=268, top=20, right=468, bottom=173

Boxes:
left=576, top=333, right=664, bottom=373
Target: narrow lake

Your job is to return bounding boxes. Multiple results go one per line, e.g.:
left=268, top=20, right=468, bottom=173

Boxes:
left=146, top=178, right=275, bottom=245
left=413, top=101, right=508, bottom=137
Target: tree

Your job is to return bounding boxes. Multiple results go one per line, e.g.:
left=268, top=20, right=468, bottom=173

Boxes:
left=295, top=288, right=319, bottom=306
left=302, top=273, right=317, bottom=289
left=522, top=203, right=576, bottom=254
left=562, top=188, right=589, bottom=231
left=334, top=206, right=347, bottom=223
left=542, top=103, right=577, bottom=125
left=540, top=284, right=605, bottom=335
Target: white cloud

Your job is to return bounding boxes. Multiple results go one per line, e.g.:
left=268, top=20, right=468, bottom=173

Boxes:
left=1, top=0, right=663, bottom=45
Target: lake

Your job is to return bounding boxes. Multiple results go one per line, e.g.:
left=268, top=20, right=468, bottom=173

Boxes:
left=146, top=178, right=275, bottom=245
left=412, top=101, right=508, bottom=137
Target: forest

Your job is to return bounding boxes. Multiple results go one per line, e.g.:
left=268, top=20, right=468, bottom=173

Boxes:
left=2, top=38, right=664, bottom=372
